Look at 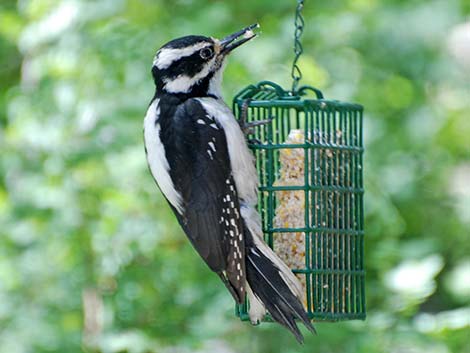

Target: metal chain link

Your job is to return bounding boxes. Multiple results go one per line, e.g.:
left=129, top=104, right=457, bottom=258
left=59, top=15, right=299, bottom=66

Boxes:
left=291, top=0, right=305, bottom=93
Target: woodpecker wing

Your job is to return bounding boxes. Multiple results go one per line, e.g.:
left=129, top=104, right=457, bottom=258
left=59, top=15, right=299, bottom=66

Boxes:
left=147, top=97, right=246, bottom=303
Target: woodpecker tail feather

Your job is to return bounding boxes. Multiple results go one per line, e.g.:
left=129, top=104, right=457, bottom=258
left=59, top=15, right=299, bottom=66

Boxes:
left=245, top=246, right=315, bottom=343
left=241, top=206, right=316, bottom=343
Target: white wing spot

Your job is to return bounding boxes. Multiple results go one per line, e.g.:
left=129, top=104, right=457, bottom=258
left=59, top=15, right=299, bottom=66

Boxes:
left=210, top=123, right=218, bottom=129
left=208, top=142, right=216, bottom=152
left=197, top=119, right=205, bottom=125
left=207, top=150, right=213, bottom=160
left=196, top=98, right=258, bottom=205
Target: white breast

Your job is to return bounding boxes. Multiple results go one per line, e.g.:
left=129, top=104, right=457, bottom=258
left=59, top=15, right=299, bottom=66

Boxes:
left=143, top=99, right=184, bottom=214
left=196, top=97, right=258, bottom=206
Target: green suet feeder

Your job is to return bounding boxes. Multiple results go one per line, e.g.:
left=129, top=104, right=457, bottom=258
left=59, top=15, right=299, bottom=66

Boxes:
left=233, top=0, right=365, bottom=322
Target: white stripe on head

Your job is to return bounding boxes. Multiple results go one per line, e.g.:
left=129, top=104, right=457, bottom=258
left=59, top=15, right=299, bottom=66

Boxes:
left=163, top=56, right=216, bottom=93
left=153, top=42, right=210, bottom=69
left=143, top=99, right=184, bottom=214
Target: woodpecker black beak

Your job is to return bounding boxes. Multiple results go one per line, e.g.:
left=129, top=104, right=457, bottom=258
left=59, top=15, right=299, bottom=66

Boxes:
left=220, top=23, right=259, bottom=54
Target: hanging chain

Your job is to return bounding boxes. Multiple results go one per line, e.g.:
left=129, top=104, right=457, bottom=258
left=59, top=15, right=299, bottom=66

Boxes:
left=291, top=0, right=305, bottom=93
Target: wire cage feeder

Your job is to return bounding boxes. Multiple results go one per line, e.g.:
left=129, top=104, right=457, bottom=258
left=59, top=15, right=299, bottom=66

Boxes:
left=232, top=0, right=365, bottom=323
left=233, top=81, right=365, bottom=322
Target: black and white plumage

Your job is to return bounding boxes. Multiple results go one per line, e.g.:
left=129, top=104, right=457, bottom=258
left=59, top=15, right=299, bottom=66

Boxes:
left=143, top=24, right=315, bottom=342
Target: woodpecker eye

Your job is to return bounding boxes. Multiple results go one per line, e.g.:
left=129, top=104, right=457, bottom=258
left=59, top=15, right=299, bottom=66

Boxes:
left=199, top=47, right=214, bottom=60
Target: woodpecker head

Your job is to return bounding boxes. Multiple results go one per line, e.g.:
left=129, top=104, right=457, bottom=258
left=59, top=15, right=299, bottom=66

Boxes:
left=152, top=24, right=259, bottom=97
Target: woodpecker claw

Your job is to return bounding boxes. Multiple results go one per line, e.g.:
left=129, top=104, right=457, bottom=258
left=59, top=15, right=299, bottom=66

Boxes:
left=248, top=138, right=263, bottom=145
left=238, top=98, right=251, bottom=135
left=239, top=98, right=273, bottom=141
left=242, top=118, right=274, bottom=133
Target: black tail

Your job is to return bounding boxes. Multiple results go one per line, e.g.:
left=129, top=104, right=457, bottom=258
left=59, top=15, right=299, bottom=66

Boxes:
left=245, top=231, right=316, bottom=343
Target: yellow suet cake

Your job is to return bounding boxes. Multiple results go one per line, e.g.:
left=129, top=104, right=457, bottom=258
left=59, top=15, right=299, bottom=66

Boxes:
left=273, top=129, right=308, bottom=307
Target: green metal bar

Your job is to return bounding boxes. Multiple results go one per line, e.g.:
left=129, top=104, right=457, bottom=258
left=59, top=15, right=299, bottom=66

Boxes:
left=348, top=109, right=356, bottom=313
left=272, top=106, right=278, bottom=145
left=358, top=109, right=365, bottom=315
left=249, top=143, right=364, bottom=153
left=273, top=107, right=281, bottom=175
left=319, top=103, right=327, bottom=313
left=327, top=108, right=334, bottom=314
left=343, top=110, right=350, bottom=290
left=353, top=110, right=360, bottom=314
left=354, top=111, right=361, bottom=314
left=296, top=107, right=301, bottom=129
left=266, top=109, right=274, bottom=248
left=308, top=312, right=366, bottom=321
left=286, top=107, right=292, bottom=133
left=278, top=106, right=285, bottom=143
left=258, top=185, right=364, bottom=193
left=312, top=106, right=320, bottom=314
left=293, top=269, right=365, bottom=275
left=266, top=227, right=364, bottom=236
left=239, top=99, right=363, bottom=110
left=320, top=108, right=327, bottom=313
left=237, top=311, right=366, bottom=322
left=303, top=107, right=312, bottom=314
left=338, top=109, right=345, bottom=313
left=307, top=106, right=314, bottom=313
left=333, top=110, right=340, bottom=313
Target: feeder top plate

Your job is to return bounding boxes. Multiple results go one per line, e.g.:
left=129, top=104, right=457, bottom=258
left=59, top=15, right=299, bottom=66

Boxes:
left=233, top=81, right=363, bottom=111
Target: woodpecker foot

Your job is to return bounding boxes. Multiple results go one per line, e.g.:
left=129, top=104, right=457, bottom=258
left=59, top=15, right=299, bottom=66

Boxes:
left=238, top=98, right=252, bottom=135
left=239, top=98, right=274, bottom=137
left=242, top=118, right=274, bottom=135
left=247, top=138, right=263, bottom=145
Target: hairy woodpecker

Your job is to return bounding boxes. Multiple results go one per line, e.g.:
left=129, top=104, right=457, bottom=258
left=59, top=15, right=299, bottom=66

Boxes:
left=144, top=24, right=315, bottom=342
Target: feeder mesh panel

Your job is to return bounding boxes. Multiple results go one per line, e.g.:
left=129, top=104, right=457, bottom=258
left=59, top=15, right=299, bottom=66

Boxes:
left=233, top=82, right=365, bottom=322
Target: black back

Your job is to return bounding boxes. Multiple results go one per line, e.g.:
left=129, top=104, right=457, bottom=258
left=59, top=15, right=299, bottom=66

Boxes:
left=155, top=95, right=246, bottom=303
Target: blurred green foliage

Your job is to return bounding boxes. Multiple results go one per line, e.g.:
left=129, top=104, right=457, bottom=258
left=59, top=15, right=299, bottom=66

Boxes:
left=1, top=0, right=469, bottom=352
